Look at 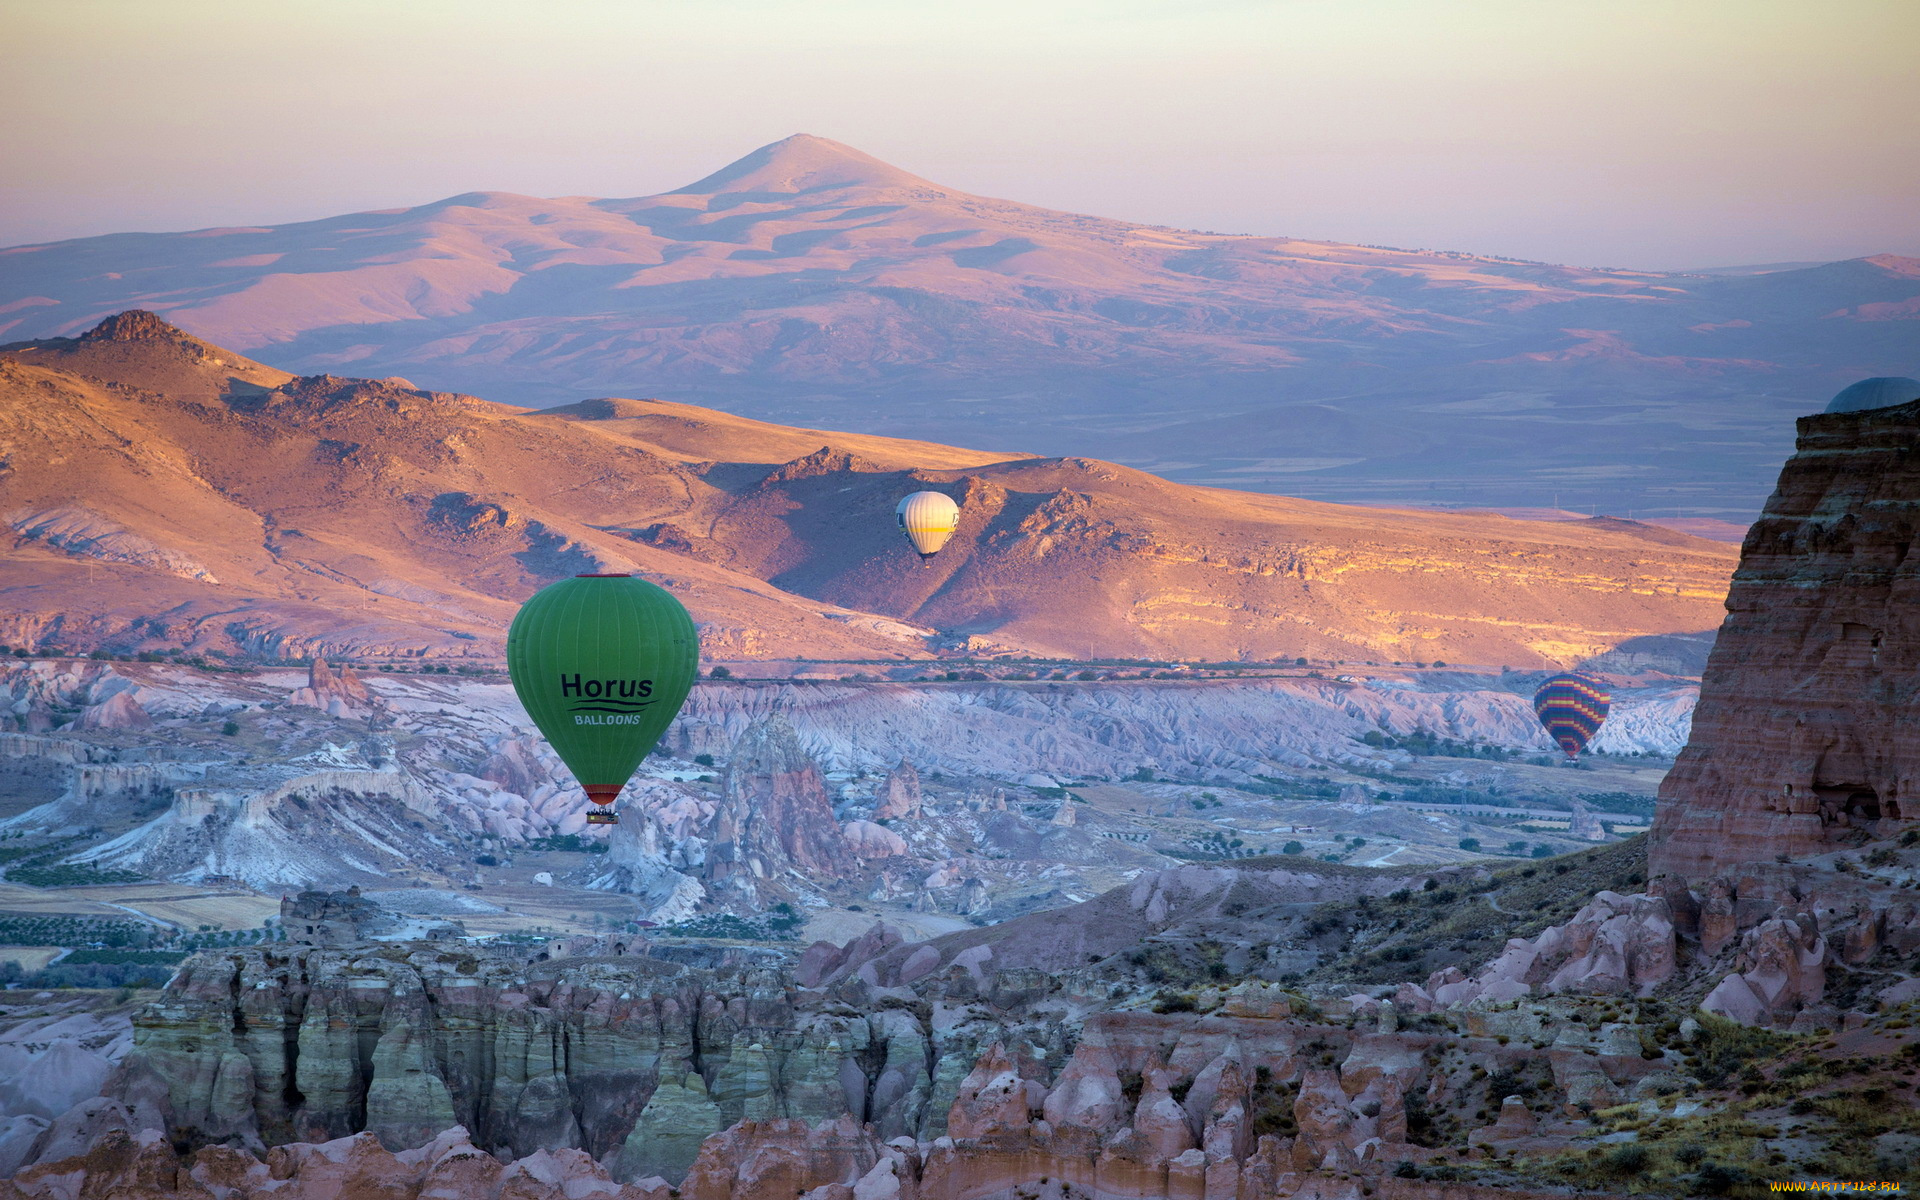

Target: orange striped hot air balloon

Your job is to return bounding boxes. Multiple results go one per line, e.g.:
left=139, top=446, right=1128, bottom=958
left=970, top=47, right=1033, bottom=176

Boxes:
left=1532, top=672, right=1610, bottom=760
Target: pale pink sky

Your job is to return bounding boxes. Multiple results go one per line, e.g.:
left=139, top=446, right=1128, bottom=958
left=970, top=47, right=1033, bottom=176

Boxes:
left=1, top=0, right=1914, bottom=269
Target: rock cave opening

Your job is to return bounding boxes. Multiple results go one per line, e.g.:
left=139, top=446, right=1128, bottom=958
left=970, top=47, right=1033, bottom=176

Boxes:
left=1844, top=789, right=1883, bottom=822
left=1815, top=784, right=1885, bottom=825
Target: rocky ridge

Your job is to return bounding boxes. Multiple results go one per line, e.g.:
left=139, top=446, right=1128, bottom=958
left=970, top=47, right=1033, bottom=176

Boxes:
left=0, top=311, right=1740, bottom=666
left=3, top=136, right=1911, bottom=518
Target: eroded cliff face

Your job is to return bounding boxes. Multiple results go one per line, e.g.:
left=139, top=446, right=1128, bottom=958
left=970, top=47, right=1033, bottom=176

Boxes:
left=67, top=937, right=1693, bottom=1200
left=12, top=825, right=1920, bottom=1199
left=1651, top=398, right=1920, bottom=882
left=112, top=943, right=906, bottom=1178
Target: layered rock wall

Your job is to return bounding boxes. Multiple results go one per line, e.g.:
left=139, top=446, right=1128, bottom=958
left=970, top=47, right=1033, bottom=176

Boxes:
left=108, top=943, right=951, bottom=1180
left=1652, top=398, right=1920, bottom=881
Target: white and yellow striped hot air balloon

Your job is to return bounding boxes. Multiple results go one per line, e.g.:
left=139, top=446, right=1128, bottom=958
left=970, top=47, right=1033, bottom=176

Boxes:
left=895, top=491, right=960, bottom=560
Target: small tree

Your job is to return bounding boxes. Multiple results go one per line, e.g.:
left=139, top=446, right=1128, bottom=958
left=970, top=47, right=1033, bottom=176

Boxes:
left=1458, top=837, right=1481, bottom=851
left=709, top=665, right=732, bottom=679
left=1282, top=841, right=1305, bottom=856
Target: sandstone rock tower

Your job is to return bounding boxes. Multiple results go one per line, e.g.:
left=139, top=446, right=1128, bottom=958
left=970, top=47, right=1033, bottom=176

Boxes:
left=873, top=759, right=923, bottom=820
left=288, top=657, right=374, bottom=718
left=705, top=715, right=847, bottom=893
left=1651, top=396, right=1920, bottom=880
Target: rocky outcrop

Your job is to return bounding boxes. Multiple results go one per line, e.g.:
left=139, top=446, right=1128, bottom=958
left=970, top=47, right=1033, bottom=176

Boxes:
left=23, top=910, right=1734, bottom=1200
left=283, top=887, right=399, bottom=945
left=72, top=690, right=152, bottom=731
left=1652, top=397, right=1920, bottom=881
left=945, top=1044, right=1035, bottom=1141
left=670, top=673, right=1698, bottom=788
left=75, top=768, right=448, bottom=890
left=680, top=1114, right=891, bottom=1200
left=92, top=941, right=950, bottom=1181
left=874, top=762, right=923, bottom=821
left=589, top=787, right=707, bottom=922
left=1419, top=891, right=1678, bottom=1007
left=842, top=820, right=909, bottom=858
left=1566, top=798, right=1603, bottom=842
left=1700, top=914, right=1829, bottom=1026
left=705, top=717, right=849, bottom=899
left=0, top=1125, right=674, bottom=1200
left=824, top=861, right=1425, bottom=989
left=287, top=658, right=374, bottom=719
left=477, top=735, right=554, bottom=797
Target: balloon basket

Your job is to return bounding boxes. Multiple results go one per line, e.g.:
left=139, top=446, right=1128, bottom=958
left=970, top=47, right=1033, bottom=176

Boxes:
left=585, top=810, right=619, bottom=826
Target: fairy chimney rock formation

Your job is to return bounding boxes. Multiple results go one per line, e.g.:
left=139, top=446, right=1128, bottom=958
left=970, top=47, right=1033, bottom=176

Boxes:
left=1567, top=797, right=1604, bottom=841
left=706, top=715, right=847, bottom=884
left=289, top=658, right=374, bottom=719
left=1651, top=396, right=1920, bottom=881
left=874, top=760, right=923, bottom=820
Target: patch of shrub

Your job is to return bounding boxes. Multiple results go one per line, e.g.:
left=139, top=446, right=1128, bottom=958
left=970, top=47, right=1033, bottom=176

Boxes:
left=523, top=834, right=607, bottom=855
left=8, top=861, right=145, bottom=887
left=1694, top=1162, right=1749, bottom=1195
left=1603, top=1144, right=1649, bottom=1175
left=0, top=959, right=174, bottom=990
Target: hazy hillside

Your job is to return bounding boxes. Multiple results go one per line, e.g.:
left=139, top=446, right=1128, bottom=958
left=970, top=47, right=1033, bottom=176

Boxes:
left=2, top=136, right=1913, bottom=518
left=0, top=312, right=1738, bottom=665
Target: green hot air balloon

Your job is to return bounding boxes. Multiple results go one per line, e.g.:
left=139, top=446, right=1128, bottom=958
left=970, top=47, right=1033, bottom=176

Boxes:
left=507, top=574, right=699, bottom=825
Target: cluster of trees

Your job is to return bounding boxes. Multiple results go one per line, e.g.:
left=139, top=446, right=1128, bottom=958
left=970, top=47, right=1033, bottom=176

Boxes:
left=1458, top=837, right=1556, bottom=858
left=520, top=834, right=609, bottom=855
left=1358, top=729, right=1511, bottom=760
left=0, top=915, right=159, bottom=949
left=0, top=957, right=177, bottom=990
left=655, top=903, right=804, bottom=942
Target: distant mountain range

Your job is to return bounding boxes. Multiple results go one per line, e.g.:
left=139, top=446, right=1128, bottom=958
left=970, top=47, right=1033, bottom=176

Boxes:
left=3, top=134, right=1910, bottom=518
left=0, top=312, right=1737, bottom=666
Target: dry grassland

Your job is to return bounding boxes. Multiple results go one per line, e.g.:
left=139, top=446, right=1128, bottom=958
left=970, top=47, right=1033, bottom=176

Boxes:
left=0, top=946, right=63, bottom=971
left=0, top=882, right=278, bottom=930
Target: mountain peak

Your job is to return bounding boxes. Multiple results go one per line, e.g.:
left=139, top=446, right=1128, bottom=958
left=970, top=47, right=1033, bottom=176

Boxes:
left=81, top=310, right=198, bottom=345
left=672, top=133, right=942, bottom=197
left=5, top=308, right=293, bottom=395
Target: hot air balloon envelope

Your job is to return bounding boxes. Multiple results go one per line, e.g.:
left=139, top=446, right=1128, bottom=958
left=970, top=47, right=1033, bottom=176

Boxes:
left=507, top=574, right=699, bottom=824
left=896, top=491, right=960, bottom=558
left=1824, top=377, right=1920, bottom=415
left=1532, top=672, right=1610, bottom=760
